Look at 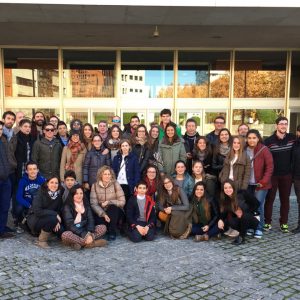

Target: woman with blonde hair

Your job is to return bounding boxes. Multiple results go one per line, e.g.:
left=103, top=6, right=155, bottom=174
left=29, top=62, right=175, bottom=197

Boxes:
left=219, top=135, right=251, bottom=191
left=90, top=165, right=125, bottom=241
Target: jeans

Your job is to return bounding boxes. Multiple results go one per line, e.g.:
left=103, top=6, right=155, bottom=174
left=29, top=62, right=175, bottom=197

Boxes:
left=255, top=189, right=268, bottom=231
left=0, top=178, right=12, bottom=234
left=191, top=223, right=219, bottom=238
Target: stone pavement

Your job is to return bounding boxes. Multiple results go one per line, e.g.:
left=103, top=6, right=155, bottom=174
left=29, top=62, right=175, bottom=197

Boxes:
left=0, top=197, right=300, bottom=300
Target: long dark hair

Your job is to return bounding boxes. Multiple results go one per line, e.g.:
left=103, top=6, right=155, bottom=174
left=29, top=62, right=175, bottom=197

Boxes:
left=193, top=136, right=212, bottom=158
left=65, top=184, right=87, bottom=209
left=158, top=175, right=181, bottom=207
left=220, top=179, right=238, bottom=213
left=42, top=175, right=62, bottom=192
left=246, top=129, right=263, bottom=145
left=162, top=123, right=179, bottom=145
left=192, top=181, right=211, bottom=220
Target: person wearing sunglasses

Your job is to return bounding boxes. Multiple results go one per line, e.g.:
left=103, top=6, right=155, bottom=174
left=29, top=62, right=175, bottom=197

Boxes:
left=111, top=116, right=121, bottom=127
left=32, top=123, right=62, bottom=179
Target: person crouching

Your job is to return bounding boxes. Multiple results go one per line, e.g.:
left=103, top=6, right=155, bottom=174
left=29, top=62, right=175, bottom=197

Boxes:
left=126, top=181, right=156, bottom=243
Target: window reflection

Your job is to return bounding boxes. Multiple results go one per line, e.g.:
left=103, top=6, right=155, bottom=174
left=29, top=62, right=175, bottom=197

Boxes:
left=4, top=49, right=58, bottom=97
left=121, top=51, right=174, bottom=98
left=178, top=52, right=230, bottom=98
left=232, top=109, right=284, bottom=137
left=234, top=52, right=286, bottom=98
left=63, top=51, right=115, bottom=98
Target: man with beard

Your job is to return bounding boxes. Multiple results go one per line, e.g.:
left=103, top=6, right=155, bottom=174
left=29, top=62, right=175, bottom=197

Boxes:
left=264, top=117, right=296, bottom=233
left=123, top=115, right=140, bottom=139
left=2, top=111, right=16, bottom=142
left=31, top=111, right=46, bottom=140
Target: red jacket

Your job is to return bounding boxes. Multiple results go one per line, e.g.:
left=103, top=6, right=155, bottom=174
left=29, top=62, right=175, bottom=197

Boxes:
left=252, top=143, right=274, bottom=190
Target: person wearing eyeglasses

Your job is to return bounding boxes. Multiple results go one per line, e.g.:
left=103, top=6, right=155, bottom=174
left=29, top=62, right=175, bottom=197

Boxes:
left=31, top=123, right=62, bottom=179
left=264, top=117, right=296, bottom=233
left=206, top=116, right=226, bottom=146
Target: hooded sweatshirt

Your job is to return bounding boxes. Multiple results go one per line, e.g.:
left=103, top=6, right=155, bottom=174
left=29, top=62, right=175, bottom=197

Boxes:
left=16, top=173, right=46, bottom=208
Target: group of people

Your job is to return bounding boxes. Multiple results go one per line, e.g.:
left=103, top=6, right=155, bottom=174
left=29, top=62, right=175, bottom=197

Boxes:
left=0, top=108, right=299, bottom=250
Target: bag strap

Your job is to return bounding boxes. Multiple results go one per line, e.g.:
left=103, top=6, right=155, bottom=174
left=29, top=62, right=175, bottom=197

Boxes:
left=251, top=146, right=267, bottom=162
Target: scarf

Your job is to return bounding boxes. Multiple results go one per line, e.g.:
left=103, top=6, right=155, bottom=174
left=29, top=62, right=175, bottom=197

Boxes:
left=83, top=136, right=93, bottom=151
left=144, top=177, right=157, bottom=197
left=135, top=136, right=147, bottom=146
left=219, top=144, right=230, bottom=157
left=48, top=190, right=60, bottom=200
left=67, top=140, right=84, bottom=170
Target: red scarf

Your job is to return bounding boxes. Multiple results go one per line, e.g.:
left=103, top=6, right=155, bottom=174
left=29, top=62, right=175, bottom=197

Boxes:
left=66, top=140, right=84, bottom=170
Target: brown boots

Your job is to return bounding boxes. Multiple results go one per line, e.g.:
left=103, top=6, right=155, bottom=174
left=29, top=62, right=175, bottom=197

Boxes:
left=84, top=239, right=107, bottom=249
left=36, top=230, right=51, bottom=249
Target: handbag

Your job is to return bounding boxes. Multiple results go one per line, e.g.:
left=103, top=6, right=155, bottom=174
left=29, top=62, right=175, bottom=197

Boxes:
left=158, top=211, right=169, bottom=223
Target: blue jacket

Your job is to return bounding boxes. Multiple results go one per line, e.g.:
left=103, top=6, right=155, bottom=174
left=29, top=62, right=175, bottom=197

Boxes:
left=172, top=172, right=194, bottom=199
left=16, top=173, right=46, bottom=208
left=112, top=151, right=141, bottom=195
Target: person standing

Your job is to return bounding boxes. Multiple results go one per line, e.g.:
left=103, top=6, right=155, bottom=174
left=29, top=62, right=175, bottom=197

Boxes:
left=2, top=111, right=16, bottom=142
left=0, top=121, right=16, bottom=239
left=183, top=118, right=200, bottom=174
left=292, top=125, right=300, bottom=234
left=206, top=116, right=226, bottom=146
left=158, top=108, right=181, bottom=141
left=264, top=117, right=296, bottom=233
left=13, top=111, right=25, bottom=134
left=31, top=123, right=62, bottom=179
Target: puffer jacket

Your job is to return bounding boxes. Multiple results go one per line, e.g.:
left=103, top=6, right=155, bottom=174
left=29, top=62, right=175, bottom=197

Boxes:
left=31, top=137, right=62, bottom=179
left=219, top=151, right=251, bottom=190
left=90, top=180, right=125, bottom=217
left=83, top=146, right=111, bottom=186
left=158, top=138, right=186, bottom=175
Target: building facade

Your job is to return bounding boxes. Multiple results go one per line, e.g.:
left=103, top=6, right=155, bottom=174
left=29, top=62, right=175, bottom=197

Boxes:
left=1, top=1, right=300, bottom=135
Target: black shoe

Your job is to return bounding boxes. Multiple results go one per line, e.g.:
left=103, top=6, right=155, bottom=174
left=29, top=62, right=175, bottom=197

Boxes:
left=232, top=236, right=245, bottom=245
left=0, top=232, right=16, bottom=239
left=4, top=226, right=16, bottom=233
left=107, top=233, right=116, bottom=241
left=292, top=226, right=300, bottom=234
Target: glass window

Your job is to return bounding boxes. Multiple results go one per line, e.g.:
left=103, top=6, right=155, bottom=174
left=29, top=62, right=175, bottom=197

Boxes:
left=121, top=51, right=174, bottom=98
left=234, top=51, right=286, bottom=98
left=204, top=111, right=227, bottom=134
left=92, top=112, right=115, bottom=128
left=4, top=49, right=58, bottom=97
left=148, top=112, right=161, bottom=127
left=232, top=109, right=284, bottom=137
left=65, top=111, right=88, bottom=127
left=6, top=108, right=60, bottom=121
left=179, top=112, right=202, bottom=134
left=122, top=112, right=145, bottom=126
left=63, top=50, right=115, bottom=98
left=178, top=52, right=230, bottom=98
left=290, top=52, right=300, bottom=98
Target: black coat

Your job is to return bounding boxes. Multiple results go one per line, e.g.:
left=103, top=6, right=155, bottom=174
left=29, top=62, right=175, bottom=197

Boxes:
left=27, top=185, right=64, bottom=234
left=63, top=199, right=95, bottom=238
left=126, top=195, right=156, bottom=229
left=0, top=136, right=15, bottom=180
left=132, top=143, right=151, bottom=173
left=292, top=139, right=300, bottom=179
left=83, top=146, right=111, bottom=186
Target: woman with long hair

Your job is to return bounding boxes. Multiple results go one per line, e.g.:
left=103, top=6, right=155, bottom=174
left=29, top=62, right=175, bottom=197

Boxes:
left=142, top=164, right=161, bottom=200
left=26, top=176, right=64, bottom=248
left=158, top=123, right=186, bottom=175
left=219, top=135, right=251, bottom=191
left=105, top=124, right=123, bottom=162
left=192, top=160, right=216, bottom=199
left=218, top=180, right=259, bottom=245
left=157, top=175, right=191, bottom=239
left=131, top=124, right=151, bottom=173
left=192, top=136, right=213, bottom=175
left=90, top=166, right=125, bottom=241
left=172, top=160, right=194, bottom=199
left=60, top=130, right=87, bottom=184
left=148, top=125, right=161, bottom=167
left=62, top=185, right=107, bottom=250
left=82, top=123, right=94, bottom=151
left=112, top=139, right=140, bottom=201
left=83, top=134, right=111, bottom=191
left=212, top=128, right=232, bottom=177
left=191, top=181, right=219, bottom=241
left=246, top=129, right=273, bottom=238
